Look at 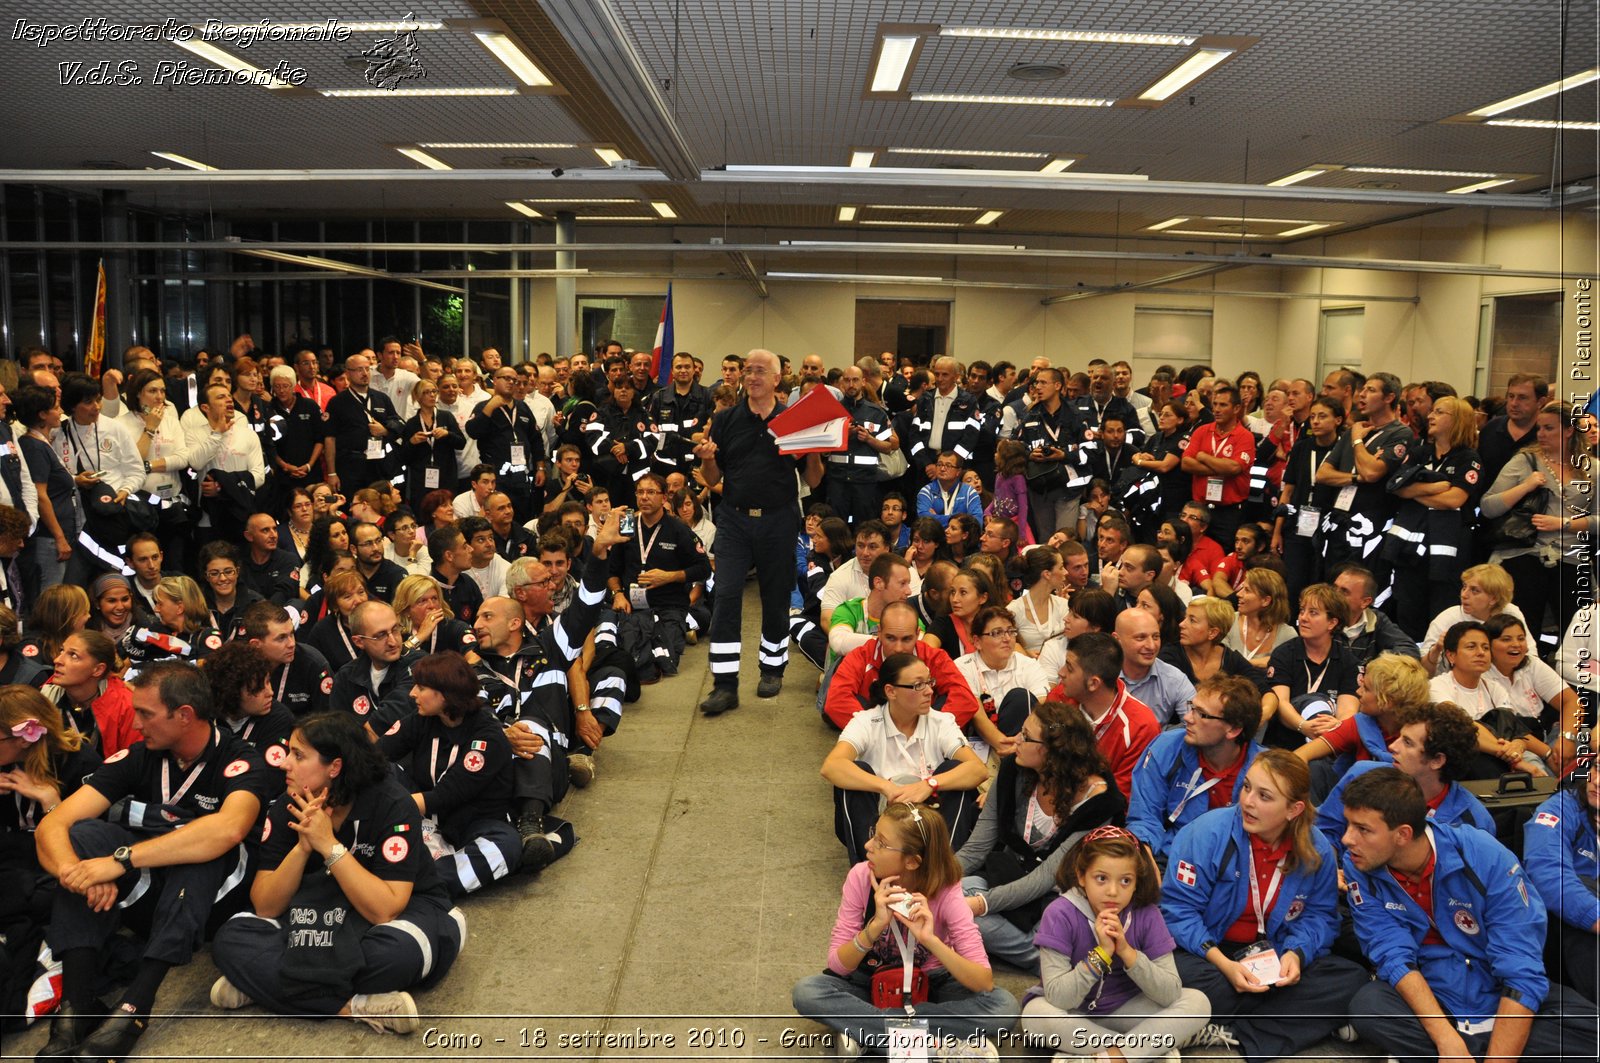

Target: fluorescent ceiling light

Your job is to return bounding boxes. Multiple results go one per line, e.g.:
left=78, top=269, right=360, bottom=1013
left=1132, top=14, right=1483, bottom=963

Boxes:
left=396, top=147, right=451, bottom=170
left=419, top=142, right=577, bottom=149
left=859, top=220, right=964, bottom=227
left=867, top=204, right=979, bottom=211
left=1485, top=118, right=1600, bottom=131
left=939, top=27, right=1196, bottom=47
left=472, top=30, right=552, bottom=87
left=1203, top=215, right=1319, bottom=224
left=1267, top=167, right=1331, bottom=187
left=837, top=206, right=858, bottom=221
left=150, top=151, right=217, bottom=171
left=506, top=202, right=542, bottom=218
left=1467, top=68, right=1600, bottom=118
left=172, top=38, right=296, bottom=89
left=871, top=35, right=920, bottom=93
left=1164, top=229, right=1279, bottom=239
left=912, top=93, right=1114, bottom=106
left=594, top=147, right=624, bottom=165
left=767, top=272, right=946, bottom=283
left=1040, top=157, right=1077, bottom=173
left=590, top=216, right=656, bottom=222
left=524, top=198, right=638, bottom=204
left=1447, top=178, right=1516, bottom=194
left=886, top=147, right=1047, bottom=159
left=1347, top=165, right=1498, bottom=178
left=975, top=210, right=1005, bottom=225
left=1147, top=217, right=1190, bottom=231
left=849, top=150, right=877, bottom=168
left=650, top=201, right=677, bottom=219
left=1138, top=47, right=1234, bottom=101
left=320, top=87, right=517, bottom=97
left=1275, top=223, right=1331, bottom=237
left=209, top=20, right=443, bottom=31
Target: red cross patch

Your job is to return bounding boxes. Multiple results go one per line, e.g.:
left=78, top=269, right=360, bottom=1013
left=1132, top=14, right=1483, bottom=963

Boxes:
left=1534, top=811, right=1560, bottom=828
left=320, top=675, right=334, bottom=695
left=462, top=750, right=485, bottom=773
left=20, top=643, right=37, bottom=657
left=105, top=747, right=129, bottom=763
left=353, top=695, right=370, bottom=716
left=1453, top=909, right=1480, bottom=935
left=1175, top=861, right=1197, bottom=886
left=265, top=744, right=287, bottom=767
left=223, top=759, right=251, bottom=778
left=385, top=719, right=402, bottom=736
left=382, top=836, right=409, bottom=863
left=1286, top=899, right=1305, bottom=922
left=261, top=818, right=272, bottom=842
left=206, top=634, right=223, bottom=650
left=1464, top=468, right=1479, bottom=485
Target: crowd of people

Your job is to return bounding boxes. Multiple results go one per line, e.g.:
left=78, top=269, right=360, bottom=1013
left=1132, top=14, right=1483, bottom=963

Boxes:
left=0, top=336, right=1596, bottom=1063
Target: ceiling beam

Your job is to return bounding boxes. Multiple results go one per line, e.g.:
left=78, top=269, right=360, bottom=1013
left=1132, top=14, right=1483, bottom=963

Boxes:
left=535, top=0, right=702, bottom=181
left=1040, top=263, right=1242, bottom=304
left=0, top=168, right=667, bottom=185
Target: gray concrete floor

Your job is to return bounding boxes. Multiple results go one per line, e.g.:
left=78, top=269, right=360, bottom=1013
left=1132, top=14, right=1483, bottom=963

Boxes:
left=6, top=584, right=1367, bottom=1061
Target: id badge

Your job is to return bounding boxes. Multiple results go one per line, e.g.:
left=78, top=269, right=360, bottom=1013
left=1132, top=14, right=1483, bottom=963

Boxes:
left=885, top=1016, right=932, bottom=1063
left=629, top=583, right=650, bottom=610
left=156, top=483, right=176, bottom=501
left=423, top=467, right=441, bottom=489
left=1237, top=941, right=1283, bottom=986
left=365, top=439, right=385, bottom=460
left=1295, top=505, right=1320, bottom=537
left=510, top=444, right=527, bottom=467
left=1334, top=484, right=1357, bottom=512
left=1205, top=476, right=1224, bottom=502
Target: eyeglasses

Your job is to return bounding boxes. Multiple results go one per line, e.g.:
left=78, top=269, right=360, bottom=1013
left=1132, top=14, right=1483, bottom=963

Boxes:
left=1185, top=701, right=1226, bottom=723
left=889, top=679, right=934, bottom=693
left=205, top=568, right=238, bottom=579
left=982, top=628, right=1018, bottom=640
left=865, top=833, right=911, bottom=854
left=1017, top=733, right=1046, bottom=745
left=354, top=626, right=402, bottom=643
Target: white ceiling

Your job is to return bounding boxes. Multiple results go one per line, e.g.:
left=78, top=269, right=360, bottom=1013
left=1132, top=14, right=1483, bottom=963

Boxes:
left=1, top=0, right=1595, bottom=245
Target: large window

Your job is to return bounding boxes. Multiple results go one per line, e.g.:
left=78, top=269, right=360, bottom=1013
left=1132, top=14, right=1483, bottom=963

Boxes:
left=1317, top=307, right=1365, bottom=385
left=1133, top=307, right=1212, bottom=382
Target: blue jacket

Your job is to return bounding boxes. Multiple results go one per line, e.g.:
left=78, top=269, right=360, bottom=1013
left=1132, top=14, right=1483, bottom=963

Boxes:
left=1316, top=760, right=1495, bottom=855
left=1523, top=788, right=1600, bottom=932
left=1344, top=820, right=1548, bottom=1022
left=1126, top=728, right=1260, bottom=858
left=915, top=479, right=985, bottom=529
left=1160, top=806, right=1341, bottom=964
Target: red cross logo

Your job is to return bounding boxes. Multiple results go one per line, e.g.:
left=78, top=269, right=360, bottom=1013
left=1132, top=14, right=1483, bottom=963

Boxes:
left=1176, top=861, right=1197, bottom=886
left=462, top=751, right=485, bottom=773
left=382, top=836, right=409, bottom=863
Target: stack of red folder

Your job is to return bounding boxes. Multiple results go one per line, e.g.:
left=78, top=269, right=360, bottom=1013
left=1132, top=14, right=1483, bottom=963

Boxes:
left=767, top=385, right=851, bottom=454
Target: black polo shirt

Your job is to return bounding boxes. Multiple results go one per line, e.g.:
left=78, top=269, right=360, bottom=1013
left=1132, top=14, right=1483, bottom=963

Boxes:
left=270, top=641, right=333, bottom=717
left=359, top=558, right=410, bottom=603
left=227, top=701, right=297, bottom=769
left=610, top=512, right=712, bottom=611
left=243, top=549, right=302, bottom=606
left=708, top=400, right=805, bottom=510
left=268, top=394, right=325, bottom=468
left=87, top=727, right=277, bottom=836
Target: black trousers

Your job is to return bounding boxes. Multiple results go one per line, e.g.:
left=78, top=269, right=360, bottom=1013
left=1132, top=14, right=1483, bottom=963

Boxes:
left=834, top=758, right=980, bottom=865
left=1349, top=977, right=1597, bottom=1063
left=1174, top=945, right=1369, bottom=1063
left=707, top=504, right=798, bottom=690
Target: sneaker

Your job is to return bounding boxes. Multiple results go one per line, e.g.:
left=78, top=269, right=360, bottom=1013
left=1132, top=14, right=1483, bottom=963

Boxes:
left=448, top=907, right=468, bottom=954
left=756, top=674, right=783, bottom=698
left=938, top=1033, right=998, bottom=1062
left=700, top=688, right=739, bottom=716
left=1183, top=1023, right=1241, bottom=1053
left=567, top=753, right=595, bottom=788
left=348, top=990, right=419, bottom=1034
left=209, top=976, right=253, bottom=1010
left=1333, top=1024, right=1358, bottom=1043
left=516, top=814, right=556, bottom=873
left=831, top=1031, right=862, bottom=1060
left=685, top=629, right=697, bottom=645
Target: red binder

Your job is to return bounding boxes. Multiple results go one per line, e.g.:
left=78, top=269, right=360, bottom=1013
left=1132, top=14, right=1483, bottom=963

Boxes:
left=767, top=384, right=851, bottom=454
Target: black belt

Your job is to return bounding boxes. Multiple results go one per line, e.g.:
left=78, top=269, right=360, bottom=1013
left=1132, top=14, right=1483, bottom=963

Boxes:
left=732, top=505, right=767, bottom=517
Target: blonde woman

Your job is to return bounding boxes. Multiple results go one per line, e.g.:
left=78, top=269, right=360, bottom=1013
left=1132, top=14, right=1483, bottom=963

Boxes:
left=393, top=574, right=479, bottom=662
left=1224, top=568, right=1296, bottom=669
left=121, top=575, right=222, bottom=664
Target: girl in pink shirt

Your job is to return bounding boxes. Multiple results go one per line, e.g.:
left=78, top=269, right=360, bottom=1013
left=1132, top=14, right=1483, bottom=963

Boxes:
left=791, top=802, right=1019, bottom=1060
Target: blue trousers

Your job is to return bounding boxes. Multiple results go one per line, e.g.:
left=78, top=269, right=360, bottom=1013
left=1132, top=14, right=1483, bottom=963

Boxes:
left=1349, top=978, right=1598, bottom=1063
left=792, top=967, right=1018, bottom=1052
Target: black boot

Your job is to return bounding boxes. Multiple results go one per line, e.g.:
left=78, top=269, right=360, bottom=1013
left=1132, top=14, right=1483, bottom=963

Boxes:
left=72, top=1009, right=148, bottom=1063
left=516, top=813, right=555, bottom=874
left=34, top=1002, right=104, bottom=1063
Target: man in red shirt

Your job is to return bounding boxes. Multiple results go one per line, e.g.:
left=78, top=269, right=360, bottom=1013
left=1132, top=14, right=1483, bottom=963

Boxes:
left=1049, top=631, right=1159, bottom=798
left=823, top=601, right=979, bottom=732
left=1181, top=382, right=1255, bottom=549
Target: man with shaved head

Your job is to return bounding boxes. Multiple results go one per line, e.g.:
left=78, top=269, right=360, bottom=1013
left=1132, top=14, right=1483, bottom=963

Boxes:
left=694, top=349, right=826, bottom=715
left=323, top=350, right=403, bottom=497
left=827, top=364, right=898, bottom=527
left=1114, top=605, right=1195, bottom=726
left=329, top=600, right=414, bottom=732
left=472, top=507, right=625, bottom=872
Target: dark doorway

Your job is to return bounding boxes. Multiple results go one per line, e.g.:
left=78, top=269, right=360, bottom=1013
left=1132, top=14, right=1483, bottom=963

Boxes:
left=581, top=307, right=617, bottom=354
left=897, top=325, right=946, bottom=367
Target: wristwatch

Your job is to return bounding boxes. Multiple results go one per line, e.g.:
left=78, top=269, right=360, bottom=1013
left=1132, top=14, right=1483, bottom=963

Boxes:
left=576, top=703, right=591, bottom=713
left=112, top=845, right=135, bottom=872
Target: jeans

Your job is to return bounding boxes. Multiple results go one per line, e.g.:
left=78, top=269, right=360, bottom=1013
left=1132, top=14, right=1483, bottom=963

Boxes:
left=960, top=875, right=1040, bottom=972
left=792, top=967, right=1019, bottom=1052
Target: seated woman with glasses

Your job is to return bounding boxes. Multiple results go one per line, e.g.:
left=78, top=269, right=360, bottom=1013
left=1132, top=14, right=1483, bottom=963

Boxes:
left=956, top=701, right=1124, bottom=974
left=822, top=652, right=989, bottom=864
left=198, top=541, right=263, bottom=643
left=953, top=607, right=1054, bottom=761
left=792, top=801, right=1020, bottom=1060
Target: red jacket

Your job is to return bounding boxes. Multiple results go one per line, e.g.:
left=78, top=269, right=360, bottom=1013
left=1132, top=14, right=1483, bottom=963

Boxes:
left=1044, top=679, right=1159, bottom=799
left=91, top=676, right=137, bottom=757
left=824, top=639, right=980, bottom=731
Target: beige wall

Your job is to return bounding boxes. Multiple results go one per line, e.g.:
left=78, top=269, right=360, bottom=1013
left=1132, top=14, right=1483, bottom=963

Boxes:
left=517, top=209, right=1593, bottom=394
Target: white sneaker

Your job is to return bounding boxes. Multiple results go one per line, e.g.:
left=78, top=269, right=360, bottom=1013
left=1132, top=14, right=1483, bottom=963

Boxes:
left=1183, top=1023, right=1241, bottom=1054
left=448, top=906, right=468, bottom=954
left=939, top=1034, right=999, bottom=1062
left=1333, top=1024, right=1358, bottom=1043
left=833, top=1031, right=862, bottom=1059
left=348, top=990, right=419, bottom=1033
left=209, top=976, right=252, bottom=1010
left=568, top=752, right=595, bottom=788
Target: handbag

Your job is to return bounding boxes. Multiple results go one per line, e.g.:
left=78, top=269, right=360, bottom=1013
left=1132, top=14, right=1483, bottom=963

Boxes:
left=1485, top=455, right=1547, bottom=550
left=1024, top=458, right=1068, bottom=493
left=877, top=446, right=908, bottom=482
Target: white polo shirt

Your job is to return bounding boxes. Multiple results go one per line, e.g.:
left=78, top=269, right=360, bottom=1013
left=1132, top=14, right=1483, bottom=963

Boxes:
left=839, top=704, right=967, bottom=780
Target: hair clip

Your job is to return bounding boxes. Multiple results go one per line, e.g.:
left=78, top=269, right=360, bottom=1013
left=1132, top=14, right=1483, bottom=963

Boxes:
left=10, top=718, right=46, bottom=743
left=1083, top=825, right=1135, bottom=843
left=899, top=801, right=928, bottom=841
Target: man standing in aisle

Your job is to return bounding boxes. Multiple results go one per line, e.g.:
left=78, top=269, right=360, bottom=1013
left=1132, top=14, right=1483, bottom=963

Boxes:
left=1313, top=373, right=1416, bottom=599
left=693, top=349, right=825, bottom=716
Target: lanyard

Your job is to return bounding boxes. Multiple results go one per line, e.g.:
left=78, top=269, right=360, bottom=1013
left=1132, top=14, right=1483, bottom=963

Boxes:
left=66, top=421, right=102, bottom=472
left=428, top=735, right=458, bottom=786
left=275, top=662, right=290, bottom=704
left=637, top=517, right=665, bottom=567
left=1169, top=766, right=1223, bottom=822
left=501, top=404, right=520, bottom=432
left=1090, top=686, right=1128, bottom=744
left=1210, top=426, right=1230, bottom=457
left=161, top=733, right=214, bottom=809
left=1303, top=656, right=1330, bottom=694
left=1306, top=444, right=1327, bottom=486
left=1041, top=417, right=1062, bottom=445
left=482, top=656, right=526, bottom=694
left=420, top=411, right=437, bottom=452
left=938, top=485, right=957, bottom=513
left=1238, top=619, right=1274, bottom=661
left=1249, top=849, right=1287, bottom=937
left=887, top=920, right=919, bottom=1015
left=336, top=619, right=355, bottom=661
